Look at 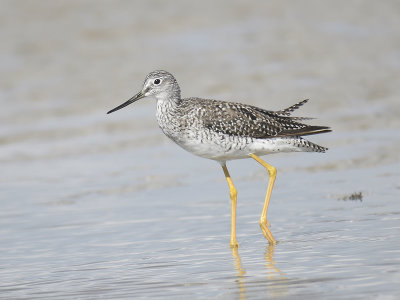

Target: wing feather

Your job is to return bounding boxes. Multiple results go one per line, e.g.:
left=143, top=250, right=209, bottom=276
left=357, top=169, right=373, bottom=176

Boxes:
left=184, top=98, right=331, bottom=139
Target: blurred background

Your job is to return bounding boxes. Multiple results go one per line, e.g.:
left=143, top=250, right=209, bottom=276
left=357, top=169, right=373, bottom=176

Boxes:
left=1, top=1, right=399, bottom=299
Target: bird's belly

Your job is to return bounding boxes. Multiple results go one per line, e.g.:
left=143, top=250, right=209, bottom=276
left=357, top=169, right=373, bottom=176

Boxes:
left=163, top=127, right=303, bottom=161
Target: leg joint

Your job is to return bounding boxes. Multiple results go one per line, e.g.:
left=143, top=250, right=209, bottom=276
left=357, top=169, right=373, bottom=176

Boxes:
left=268, top=166, right=277, bottom=177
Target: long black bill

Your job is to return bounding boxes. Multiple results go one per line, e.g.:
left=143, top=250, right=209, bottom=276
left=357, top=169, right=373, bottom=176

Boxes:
left=107, top=91, right=145, bottom=114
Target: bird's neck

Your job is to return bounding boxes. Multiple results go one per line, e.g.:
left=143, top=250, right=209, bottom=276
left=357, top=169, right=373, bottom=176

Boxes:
left=156, top=96, right=180, bottom=116
left=155, top=85, right=182, bottom=109
left=155, top=83, right=182, bottom=135
left=156, top=92, right=183, bottom=138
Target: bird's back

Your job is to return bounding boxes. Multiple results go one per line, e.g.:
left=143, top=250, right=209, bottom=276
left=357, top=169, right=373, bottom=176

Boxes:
left=177, top=98, right=330, bottom=138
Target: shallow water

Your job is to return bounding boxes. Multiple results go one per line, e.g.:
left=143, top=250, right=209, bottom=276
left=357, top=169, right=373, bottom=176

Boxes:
left=1, top=1, right=400, bottom=299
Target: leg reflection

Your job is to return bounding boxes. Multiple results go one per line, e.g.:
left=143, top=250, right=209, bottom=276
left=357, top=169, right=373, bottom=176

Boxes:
left=264, top=244, right=288, bottom=297
left=231, top=247, right=246, bottom=300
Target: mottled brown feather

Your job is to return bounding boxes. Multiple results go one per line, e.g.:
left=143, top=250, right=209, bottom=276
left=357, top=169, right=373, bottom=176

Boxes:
left=183, top=98, right=331, bottom=139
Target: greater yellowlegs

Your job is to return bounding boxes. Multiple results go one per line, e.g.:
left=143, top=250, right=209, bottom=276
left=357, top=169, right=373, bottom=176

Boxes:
left=107, top=70, right=331, bottom=248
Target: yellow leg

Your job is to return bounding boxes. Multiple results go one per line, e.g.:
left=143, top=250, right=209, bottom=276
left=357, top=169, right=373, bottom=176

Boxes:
left=249, top=153, right=277, bottom=245
left=222, top=164, right=239, bottom=248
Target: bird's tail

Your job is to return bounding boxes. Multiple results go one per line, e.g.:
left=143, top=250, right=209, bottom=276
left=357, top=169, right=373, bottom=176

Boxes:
left=285, top=125, right=332, bottom=137
left=276, top=99, right=309, bottom=116
left=294, top=137, right=329, bottom=153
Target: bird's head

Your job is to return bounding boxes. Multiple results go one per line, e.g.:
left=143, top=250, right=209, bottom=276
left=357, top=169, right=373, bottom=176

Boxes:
left=107, top=70, right=180, bottom=114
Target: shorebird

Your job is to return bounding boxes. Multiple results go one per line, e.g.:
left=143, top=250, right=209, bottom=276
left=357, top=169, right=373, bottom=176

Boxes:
left=107, top=70, right=331, bottom=248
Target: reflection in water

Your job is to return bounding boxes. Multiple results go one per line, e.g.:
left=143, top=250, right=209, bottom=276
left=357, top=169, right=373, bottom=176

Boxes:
left=264, top=244, right=288, bottom=297
left=231, top=247, right=246, bottom=300
left=231, top=245, right=288, bottom=299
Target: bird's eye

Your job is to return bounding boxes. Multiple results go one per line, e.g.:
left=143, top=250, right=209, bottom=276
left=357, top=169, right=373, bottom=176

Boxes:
left=154, top=78, right=161, bottom=85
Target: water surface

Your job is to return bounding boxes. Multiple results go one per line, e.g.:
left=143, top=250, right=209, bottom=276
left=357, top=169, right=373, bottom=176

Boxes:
left=1, top=1, right=400, bottom=299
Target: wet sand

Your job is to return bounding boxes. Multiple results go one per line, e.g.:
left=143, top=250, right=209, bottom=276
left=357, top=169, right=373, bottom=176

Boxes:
left=1, top=1, right=400, bottom=299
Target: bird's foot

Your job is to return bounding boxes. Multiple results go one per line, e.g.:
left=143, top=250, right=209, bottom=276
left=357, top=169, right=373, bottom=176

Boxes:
left=259, top=221, right=277, bottom=245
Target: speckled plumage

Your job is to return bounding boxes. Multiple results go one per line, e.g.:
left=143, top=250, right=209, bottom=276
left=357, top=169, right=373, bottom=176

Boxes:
left=108, top=70, right=331, bottom=162
left=107, top=70, right=332, bottom=247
